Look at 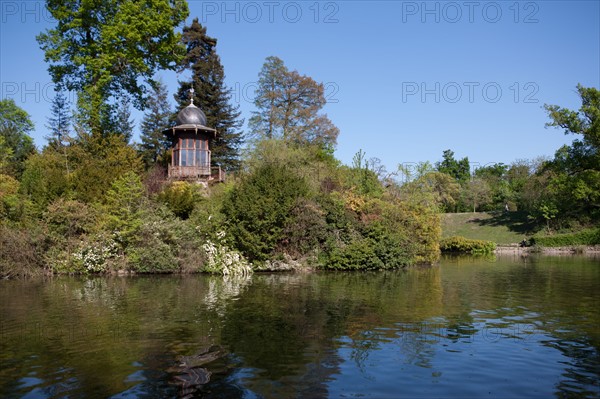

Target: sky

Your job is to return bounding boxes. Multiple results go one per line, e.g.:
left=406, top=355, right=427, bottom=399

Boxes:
left=1, top=0, right=599, bottom=174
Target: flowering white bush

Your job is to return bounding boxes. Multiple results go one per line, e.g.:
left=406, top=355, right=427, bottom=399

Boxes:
left=201, top=230, right=252, bottom=276
left=72, top=237, right=118, bottom=273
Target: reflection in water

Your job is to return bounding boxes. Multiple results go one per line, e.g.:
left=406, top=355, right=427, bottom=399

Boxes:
left=1, top=256, right=599, bottom=398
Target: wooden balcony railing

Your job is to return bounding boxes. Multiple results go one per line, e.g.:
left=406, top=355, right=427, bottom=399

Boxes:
left=168, top=165, right=225, bottom=182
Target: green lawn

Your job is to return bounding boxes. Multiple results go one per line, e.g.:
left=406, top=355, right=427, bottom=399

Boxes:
left=441, top=211, right=537, bottom=245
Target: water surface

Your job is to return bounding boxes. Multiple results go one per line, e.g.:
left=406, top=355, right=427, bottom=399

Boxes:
left=1, top=255, right=599, bottom=398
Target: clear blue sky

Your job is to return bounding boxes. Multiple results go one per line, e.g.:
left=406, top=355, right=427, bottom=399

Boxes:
left=1, top=0, right=599, bottom=173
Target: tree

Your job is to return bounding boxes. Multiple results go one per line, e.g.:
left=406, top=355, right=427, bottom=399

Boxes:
left=114, top=96, right=135, bottom=143
left=543, top=84, right=600, bottom=223
left=69, top=134, right=143, bottom=203
left=20, top=149, right=70, bottom=213
left=222, top=163, right=309, bottom=262
left=103, top=171, right=145, bottom=247
left=474, top=163, right=509, bottom=210
left=249, top=56, right=339, bottom=149
left=436, top=149, right=470, bottom=183
left=466, top=178, right=492, bottom=213
left=0, top=99, right=36, bottom=177
left=401, top=171, right=460, bottom=211
left=174, top=19, right=244, bottom=171
left=37, top=0, right=189, bottom=136
left=139, top=80, right=173, bottom=166
left=45, top=90, right=72, bottom=149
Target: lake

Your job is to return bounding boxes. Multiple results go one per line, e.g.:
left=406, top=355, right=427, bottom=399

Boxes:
left=1, top=255, right=599, bottom=398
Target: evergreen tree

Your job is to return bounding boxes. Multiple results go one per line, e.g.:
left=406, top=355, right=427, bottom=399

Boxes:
left=139, top=80, right=173, bottom=166
left=114, top=96, right=134, bottom=143
left=174, top=19, right=244, bottom=171
left=45, top=90, right=72, bottom=149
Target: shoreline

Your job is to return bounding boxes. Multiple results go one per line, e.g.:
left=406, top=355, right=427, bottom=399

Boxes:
left=494, top=245, right=600, bottom=256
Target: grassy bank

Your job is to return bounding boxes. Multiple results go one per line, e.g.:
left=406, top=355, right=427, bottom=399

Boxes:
left=441, top=212, right=536, bottom=245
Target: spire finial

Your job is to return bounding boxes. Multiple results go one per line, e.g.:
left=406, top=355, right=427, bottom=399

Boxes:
left=189, top=86, right=195, bottom=105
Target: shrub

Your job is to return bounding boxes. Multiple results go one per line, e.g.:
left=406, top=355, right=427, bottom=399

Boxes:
left=325, top=235, right=415, bottom=271
left=20, top=150, right=69, bottom=213
left=44, top=198, right=96, bottom=239
left=325, top=238, right=385, bottom=270
left=0, top=224, right=48, bottom=277
left=126, top=205, right=191, bottom=273
left=48, top=233, right=119, bottom=274
left=0, top=173, right=29, bottom=223
left=440, top=236, right=496, bottom=254
left=127, top=238, right=178, bottom=273
left=202, top=231, right=253, bottom=276
left=223, top=163, right=309, bottom=262
left=531, top=228, right=600, bottom=247
left=157, top=181, right=201, bottom=219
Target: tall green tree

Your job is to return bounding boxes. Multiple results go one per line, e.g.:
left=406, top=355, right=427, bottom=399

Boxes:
left=0, top=99, right=36, bottom=177
left=37, top=0, right=189, bottom=136
left=174, top=19, right=244, bottom=171
left=249, top=56, right=339, bottom=149
left=543, top=84, right=600, bottom=223
left=436, top=149, right=470, bottom=183
left=139, top=80, right=172, bottom=166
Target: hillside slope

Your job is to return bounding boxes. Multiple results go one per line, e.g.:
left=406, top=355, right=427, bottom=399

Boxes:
left=441, top=212, right=537, bottom=245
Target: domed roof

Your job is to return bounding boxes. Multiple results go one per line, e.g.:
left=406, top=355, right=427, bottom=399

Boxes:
left=175, top=103, right=207, bottom=126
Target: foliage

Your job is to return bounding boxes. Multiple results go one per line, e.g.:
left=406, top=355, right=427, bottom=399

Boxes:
left=44, top=198, right=96, bottom=239
left=0, top=136, right=12, bottom=171
left=0, top=99, right=36, bottom=177
left=157, top=181, right=200, bottom=219
left=47, top=232, right=119, bottom=274
left=0, top=174, right=30, bottom=223
left=37, top=0, right=189, bottom=135
left=102, top=171, right=145, bottom=247
left=439, top=236, right=496, bottom=254
left=542, top=85, right=600, bottom=225
left=436, top=149, right=470, bottom=183
left=249, top=56, right=339, bottom=149
left=326, top=238, right=385, bottom=270
left=202, top=231, right=253, bottom=276
left=127, top=213, right=180, bottom=273
left=139, top=79, right=173, bottom=166
left=223, top=163, right=310, bottom=263
left=346, top=150, right=384, bottom=197
left=189, top=182, right=231, bottom=242
left=531, top=228, right=600, bottom=247
left=20, top=149, right=70, bottom=213
left=399, top=171, right=460, bottom=211
left=174, top=19, right=244, bottom=171
left=45, top=90, right=72, bottom=149
left=0, top=224, right=49, bottom=278
left=126, top=204, right=200, bottom=273
left=69, top=134, right=143, bottom=203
